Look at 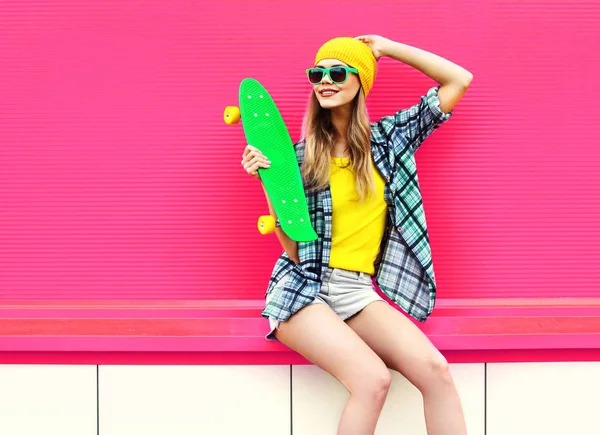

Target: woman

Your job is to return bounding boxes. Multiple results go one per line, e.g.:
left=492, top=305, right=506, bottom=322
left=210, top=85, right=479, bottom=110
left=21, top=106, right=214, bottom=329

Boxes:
left=241, top=35, right=472, bottom=435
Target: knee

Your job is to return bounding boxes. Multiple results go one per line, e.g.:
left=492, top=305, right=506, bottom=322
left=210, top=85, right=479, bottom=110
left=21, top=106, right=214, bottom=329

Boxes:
left=422, top=353, right=454, bottom=391
left=374, top=369, right=393, bottom=395
left=351, top=367, right=392, bottom=399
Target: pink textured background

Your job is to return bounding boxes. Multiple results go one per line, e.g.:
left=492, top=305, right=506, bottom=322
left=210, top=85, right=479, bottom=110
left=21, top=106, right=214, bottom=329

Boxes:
left=0, top=1, right=598, bottom=302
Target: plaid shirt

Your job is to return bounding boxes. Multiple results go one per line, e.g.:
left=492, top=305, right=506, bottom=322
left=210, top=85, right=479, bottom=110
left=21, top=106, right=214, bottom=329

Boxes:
left=262, top=85, right=453, bottom=323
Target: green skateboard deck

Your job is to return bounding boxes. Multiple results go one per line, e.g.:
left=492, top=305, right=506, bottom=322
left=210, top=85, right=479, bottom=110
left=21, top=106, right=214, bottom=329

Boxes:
left=237, top=78, right=317, bottom=242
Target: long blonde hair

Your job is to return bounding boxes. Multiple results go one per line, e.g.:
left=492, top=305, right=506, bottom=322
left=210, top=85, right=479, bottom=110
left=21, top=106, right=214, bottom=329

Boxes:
left=301, top=88, right=376, bottom=203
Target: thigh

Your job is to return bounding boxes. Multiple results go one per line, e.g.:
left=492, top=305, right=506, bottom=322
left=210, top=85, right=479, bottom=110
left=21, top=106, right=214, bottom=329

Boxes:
left=345, top=301, right=446, bottom=391
left=275, top=303, right=389, bottom=392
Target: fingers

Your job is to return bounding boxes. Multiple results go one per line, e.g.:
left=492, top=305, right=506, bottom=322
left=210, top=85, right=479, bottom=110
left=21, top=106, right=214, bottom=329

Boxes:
left=243, top=157, right=270, bottom=173
left=242, top=144, right=264, bottom=159
left=242, top=144, right=257, bottom=158
left=242, top=145, right=270, bottom=167
left=241, top=145, right=271, bottom=178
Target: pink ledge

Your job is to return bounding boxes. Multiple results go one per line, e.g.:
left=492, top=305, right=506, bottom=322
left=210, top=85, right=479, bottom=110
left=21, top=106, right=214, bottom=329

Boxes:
left=0, top=298, right=599, bottom=364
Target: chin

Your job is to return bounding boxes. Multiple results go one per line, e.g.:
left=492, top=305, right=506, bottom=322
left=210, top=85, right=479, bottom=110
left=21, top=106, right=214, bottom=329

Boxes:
left=318, top=100, right=338, bottom=109
left=317, top=97, right=348, bottom=110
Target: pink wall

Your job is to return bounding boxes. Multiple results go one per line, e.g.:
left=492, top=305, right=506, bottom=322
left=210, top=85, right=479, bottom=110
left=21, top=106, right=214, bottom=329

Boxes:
left=0, top=1, right=598, bottom=301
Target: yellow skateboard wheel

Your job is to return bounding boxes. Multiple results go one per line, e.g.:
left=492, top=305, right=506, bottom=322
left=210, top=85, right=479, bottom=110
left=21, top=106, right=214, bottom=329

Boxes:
left=224, top=106, right=241, bottom=125
left=258, top=215, right=276, bottom=235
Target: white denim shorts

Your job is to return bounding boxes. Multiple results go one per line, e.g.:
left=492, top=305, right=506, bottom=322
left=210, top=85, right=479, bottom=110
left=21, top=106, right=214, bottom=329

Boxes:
left=265, top=266, right=388, bottom=342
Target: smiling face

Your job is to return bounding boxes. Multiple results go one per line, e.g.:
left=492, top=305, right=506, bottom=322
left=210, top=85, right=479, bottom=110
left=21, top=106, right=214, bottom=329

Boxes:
left=312, top=59, right=361, bottom=110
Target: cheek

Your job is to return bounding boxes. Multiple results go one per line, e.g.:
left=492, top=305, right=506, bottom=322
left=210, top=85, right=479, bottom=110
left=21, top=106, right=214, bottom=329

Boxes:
left=351, top=76, right=361, bottom=92
left=341, top=82, right=360, bottom=99
left=342, top=76, right=361, bottom=94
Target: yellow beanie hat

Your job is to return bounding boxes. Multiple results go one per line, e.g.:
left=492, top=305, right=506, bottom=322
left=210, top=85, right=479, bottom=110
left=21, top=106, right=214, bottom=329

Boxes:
left=314, top=37, right=377, bottom=97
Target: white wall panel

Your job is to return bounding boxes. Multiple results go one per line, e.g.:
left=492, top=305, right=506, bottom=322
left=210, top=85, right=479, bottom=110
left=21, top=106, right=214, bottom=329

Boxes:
left=99, top=365, right=290, bottom=435
left=0, top=364, right=97, bottom=435
left=293, top=363, right=484, bottom=435
left=487, top=362, right=600, bottom=435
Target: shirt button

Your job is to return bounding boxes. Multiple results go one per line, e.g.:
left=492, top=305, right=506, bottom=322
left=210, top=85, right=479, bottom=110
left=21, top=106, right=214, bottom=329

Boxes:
left=397, top=226, right=402, bottom=232
left=385, top=176, right=390, bottom=182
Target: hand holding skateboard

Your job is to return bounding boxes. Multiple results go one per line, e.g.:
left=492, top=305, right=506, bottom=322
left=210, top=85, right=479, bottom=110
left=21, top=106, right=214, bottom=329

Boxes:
left=241, top=144, right=270, bottom=180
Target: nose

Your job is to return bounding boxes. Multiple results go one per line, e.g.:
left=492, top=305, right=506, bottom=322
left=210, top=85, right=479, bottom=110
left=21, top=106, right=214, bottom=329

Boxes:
left=320, top=71, right=333, bottom=84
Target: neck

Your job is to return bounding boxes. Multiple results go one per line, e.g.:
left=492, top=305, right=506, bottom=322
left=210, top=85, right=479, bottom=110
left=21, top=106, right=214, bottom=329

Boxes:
left=330, top=104, right=352, bottom=145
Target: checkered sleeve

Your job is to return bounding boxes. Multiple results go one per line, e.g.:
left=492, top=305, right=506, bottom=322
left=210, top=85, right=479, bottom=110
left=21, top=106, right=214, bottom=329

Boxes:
left=378, top=85, right=453, bottom=154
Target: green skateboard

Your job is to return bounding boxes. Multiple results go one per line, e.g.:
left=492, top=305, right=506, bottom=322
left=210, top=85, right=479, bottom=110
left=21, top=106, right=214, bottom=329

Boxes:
left=224, top=78, right=318, bottom=242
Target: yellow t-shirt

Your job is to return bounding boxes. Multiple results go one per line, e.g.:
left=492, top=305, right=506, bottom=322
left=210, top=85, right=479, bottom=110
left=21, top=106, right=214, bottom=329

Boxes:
left=328, top=156, right=388, bottom=276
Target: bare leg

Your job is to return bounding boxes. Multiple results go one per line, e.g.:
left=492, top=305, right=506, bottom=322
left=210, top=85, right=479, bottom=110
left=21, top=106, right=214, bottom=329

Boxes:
left=346, top=302, right=468, bottom=435
left=274, top=303, right=392, bottom=435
